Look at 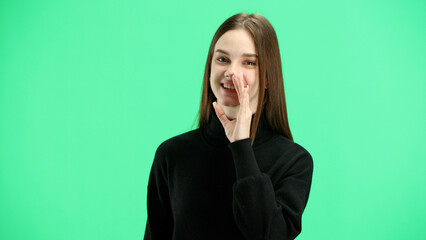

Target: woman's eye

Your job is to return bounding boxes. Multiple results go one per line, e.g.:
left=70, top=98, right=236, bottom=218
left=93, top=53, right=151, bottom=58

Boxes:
left=217, top=57, right=229, bottom=63
left=246, top=61, right=256, bottom=66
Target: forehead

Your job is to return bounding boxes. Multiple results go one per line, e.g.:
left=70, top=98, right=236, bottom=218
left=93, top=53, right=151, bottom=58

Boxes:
left=214, top=29, right=257, bottom=55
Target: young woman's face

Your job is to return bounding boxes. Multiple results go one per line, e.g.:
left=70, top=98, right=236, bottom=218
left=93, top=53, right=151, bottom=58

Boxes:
left=210, top=29, right=259, bottom=112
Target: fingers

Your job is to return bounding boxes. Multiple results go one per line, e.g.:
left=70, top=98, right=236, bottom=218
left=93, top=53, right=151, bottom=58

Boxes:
left=232, top=75, right=241, bottom=101
left=237, top=72, right=249, bottom=109
left=240, top=72, right=248, bottom=87
left=212, top=102, right=230, bottom=126
left=244, top=84, right=250, bottom=109
left=233, top=72, right=246, bottom=104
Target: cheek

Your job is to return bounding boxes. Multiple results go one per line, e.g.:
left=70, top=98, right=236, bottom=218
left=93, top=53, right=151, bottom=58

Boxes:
left=245, top=74, right=259, bottom=88
left=246, top=75, right=259, bottom=96
left=209, top=70, right=220, bottom=89
left=211, top=66, right=225, bottom=79
left=210, top=69, right=219, bottom=83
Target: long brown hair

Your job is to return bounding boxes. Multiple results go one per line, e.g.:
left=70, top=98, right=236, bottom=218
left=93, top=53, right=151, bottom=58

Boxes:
left=199, top=13, right=293, bottom=143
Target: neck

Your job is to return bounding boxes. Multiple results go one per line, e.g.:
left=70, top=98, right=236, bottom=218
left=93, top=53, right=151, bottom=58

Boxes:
left=221, top=105, right=239, bottom=120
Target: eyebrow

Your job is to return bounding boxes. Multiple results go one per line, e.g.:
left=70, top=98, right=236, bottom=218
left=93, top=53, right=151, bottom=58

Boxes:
left=215, top=49, right=258, bottom=58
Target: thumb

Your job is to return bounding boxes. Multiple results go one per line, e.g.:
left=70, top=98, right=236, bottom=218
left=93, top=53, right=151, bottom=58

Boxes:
left=212, top=102, right=230, bottom=127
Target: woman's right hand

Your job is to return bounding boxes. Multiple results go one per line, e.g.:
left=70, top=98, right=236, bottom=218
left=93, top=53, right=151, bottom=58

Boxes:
left=212, top=72, right=252, bottom=143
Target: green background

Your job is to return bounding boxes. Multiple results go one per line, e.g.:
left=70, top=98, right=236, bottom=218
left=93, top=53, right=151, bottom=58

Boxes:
left=1, top=0, right=425, bottom=239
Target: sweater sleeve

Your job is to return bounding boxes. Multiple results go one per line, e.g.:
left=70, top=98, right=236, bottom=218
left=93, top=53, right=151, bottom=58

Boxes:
left=228, top=138, right=313, bottom=240
left=144, top=143, right=174, bottom=240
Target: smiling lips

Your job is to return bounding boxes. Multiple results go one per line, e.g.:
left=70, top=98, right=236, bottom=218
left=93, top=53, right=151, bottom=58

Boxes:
left=221, top=82, right=237, bottom=94
left=222, top=83, right=235, bottom=90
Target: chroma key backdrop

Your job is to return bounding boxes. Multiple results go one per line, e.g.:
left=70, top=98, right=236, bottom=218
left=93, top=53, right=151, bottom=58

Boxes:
left=0, top=0, right=425, bottom=239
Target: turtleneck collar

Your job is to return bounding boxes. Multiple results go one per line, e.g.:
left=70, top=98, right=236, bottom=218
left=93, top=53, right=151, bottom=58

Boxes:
left=200, top=108, right=277, bottom=148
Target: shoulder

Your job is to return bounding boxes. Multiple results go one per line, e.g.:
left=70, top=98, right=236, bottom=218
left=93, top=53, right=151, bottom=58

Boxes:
left=155, top=128, right=202, bottom=157
left=259, top=134, right=311, bottom=155
left=151, top=128, right=201, bottom=170
left=262, top=134, right=313, bottom=170
left=280, top=135, right=312, bottom=159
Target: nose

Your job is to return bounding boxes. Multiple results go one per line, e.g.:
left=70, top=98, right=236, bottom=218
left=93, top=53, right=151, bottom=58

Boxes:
left=224, top=63, right=240, bottom=80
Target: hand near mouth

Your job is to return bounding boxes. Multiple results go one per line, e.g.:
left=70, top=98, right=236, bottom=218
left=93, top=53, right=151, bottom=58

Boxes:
left=213, top=72, right=252, bottom=143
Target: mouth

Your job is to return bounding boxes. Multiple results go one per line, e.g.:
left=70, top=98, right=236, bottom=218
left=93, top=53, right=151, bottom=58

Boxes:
left=221, top=82, right=236, bottom=90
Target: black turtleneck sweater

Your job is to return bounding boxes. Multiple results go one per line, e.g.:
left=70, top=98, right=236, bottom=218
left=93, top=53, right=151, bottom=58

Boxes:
left=144, top=110, right=313, bottom=240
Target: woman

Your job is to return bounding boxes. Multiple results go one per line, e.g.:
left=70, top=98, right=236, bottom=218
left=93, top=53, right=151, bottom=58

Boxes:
left=144, top=13, right=313, bottom=240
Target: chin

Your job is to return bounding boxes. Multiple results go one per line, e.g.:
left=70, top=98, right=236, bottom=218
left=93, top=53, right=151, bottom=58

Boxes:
left=218, top=99, right=239, bottom=107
